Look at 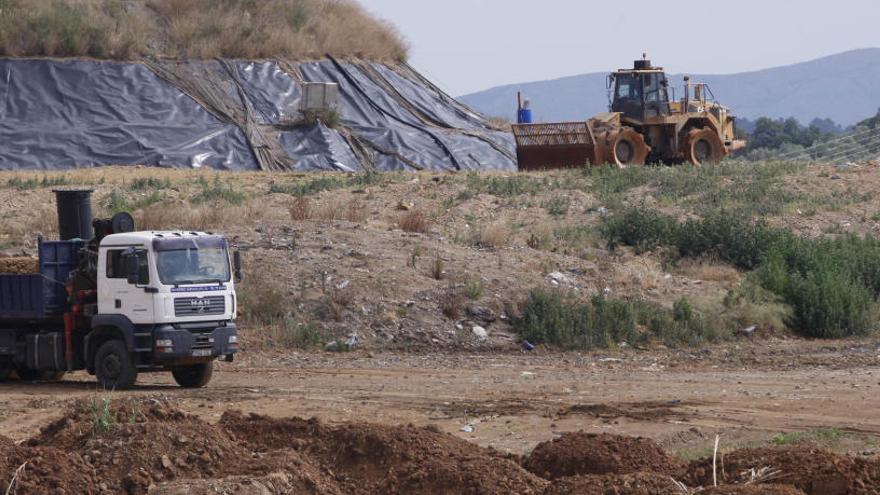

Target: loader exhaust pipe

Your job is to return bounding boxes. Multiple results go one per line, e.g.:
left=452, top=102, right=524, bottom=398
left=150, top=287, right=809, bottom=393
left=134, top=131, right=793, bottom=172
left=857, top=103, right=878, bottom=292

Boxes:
left=53, top=189, right=94, bottom=241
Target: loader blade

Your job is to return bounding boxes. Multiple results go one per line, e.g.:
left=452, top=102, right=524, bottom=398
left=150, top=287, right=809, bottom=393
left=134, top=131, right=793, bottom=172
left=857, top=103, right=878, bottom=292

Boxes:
left=512, top=122, right=601, bottom=170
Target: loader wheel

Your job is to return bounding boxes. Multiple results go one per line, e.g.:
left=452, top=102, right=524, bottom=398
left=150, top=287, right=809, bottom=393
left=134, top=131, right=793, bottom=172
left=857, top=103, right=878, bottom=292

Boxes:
left=95, top=340, right=137, bottom=390
left=171, top=362, right=213, bottom=388
left=684, top=128, right=725, bottom=165
left=606, top=128, right=649, bottom=167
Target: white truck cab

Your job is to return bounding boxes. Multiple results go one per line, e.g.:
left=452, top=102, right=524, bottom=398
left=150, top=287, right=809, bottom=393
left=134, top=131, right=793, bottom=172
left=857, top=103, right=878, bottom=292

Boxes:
left=97, top=231, right=238, bottom=325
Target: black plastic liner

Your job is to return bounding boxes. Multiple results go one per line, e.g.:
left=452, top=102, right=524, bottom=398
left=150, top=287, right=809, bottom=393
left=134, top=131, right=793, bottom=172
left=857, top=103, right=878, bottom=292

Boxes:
left=0, top=58, right=516, bottom=172
left=0, top=59, right=257, bottom=170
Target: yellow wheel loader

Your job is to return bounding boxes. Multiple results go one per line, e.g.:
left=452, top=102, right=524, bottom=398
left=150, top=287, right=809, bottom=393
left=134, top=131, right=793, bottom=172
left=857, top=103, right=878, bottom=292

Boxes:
left=512, top=57, right=742, bottom=169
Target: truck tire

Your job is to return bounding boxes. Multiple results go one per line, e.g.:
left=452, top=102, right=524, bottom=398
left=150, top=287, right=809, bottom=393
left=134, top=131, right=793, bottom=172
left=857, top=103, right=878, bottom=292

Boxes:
left=171, top=362, right=213, bottom=388
left=94, top=340, right=137, bottom=390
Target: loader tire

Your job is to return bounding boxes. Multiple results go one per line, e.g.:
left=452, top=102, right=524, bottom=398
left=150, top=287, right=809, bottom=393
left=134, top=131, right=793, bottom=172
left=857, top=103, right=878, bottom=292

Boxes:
left=605, top=128, right=649, bottom=167
left=684, top=128, right=725, bottom=165
left=95, top=340, right=137, bottom=390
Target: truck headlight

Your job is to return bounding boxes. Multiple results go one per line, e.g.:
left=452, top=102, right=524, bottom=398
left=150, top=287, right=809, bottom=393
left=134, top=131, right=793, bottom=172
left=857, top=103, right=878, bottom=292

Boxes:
left=228, top=336, right=238, bottom=344
left=156, top=339, right=174, bottom=348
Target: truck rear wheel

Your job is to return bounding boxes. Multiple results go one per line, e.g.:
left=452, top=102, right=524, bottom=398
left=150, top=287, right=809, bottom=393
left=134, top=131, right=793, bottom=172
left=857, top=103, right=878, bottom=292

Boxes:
left=95, top=340, right=137, bottom=390
left=171, top=362, right=213, bottom=388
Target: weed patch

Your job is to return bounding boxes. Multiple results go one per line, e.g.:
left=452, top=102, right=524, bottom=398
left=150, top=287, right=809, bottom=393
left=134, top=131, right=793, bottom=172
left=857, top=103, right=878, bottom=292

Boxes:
left=5, top=175, right=71, bottom=190
left=192, top=176, right=246, bottom=205
left=513, top=289, right=725, bottom=350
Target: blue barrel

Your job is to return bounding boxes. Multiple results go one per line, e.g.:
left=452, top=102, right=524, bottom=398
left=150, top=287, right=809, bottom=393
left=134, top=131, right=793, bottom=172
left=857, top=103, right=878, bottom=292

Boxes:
left=517, top=108, right=533, bottom=124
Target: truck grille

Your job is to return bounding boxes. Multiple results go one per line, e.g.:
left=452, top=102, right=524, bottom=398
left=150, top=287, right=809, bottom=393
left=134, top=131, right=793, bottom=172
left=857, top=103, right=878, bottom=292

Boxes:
left=174, top=296, right=225, bottom=317
left=192, top=332, right=215, bottom=350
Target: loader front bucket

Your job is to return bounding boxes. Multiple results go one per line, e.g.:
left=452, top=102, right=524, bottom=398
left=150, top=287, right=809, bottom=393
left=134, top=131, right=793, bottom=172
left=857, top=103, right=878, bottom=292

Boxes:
left=511, top=122, right=602, bottom=170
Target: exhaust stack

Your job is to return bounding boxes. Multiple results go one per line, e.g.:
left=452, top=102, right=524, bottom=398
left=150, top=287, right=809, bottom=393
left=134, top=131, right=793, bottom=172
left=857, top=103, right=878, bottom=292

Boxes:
left=53, top=189, right=94, bottom=241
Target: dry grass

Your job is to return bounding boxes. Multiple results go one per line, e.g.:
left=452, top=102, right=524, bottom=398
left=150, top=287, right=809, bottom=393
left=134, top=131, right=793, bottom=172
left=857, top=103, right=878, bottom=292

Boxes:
left=673, top=259, right=742, bottom=285
left=0, top=0, right=408, bottom=61
left=136, top=200, right=266, bottom=231
left=288, top=197, right=312, bottom=221
left=398, top=210, right=432, bottom=233
left=289, top=197, right=368, bottom=223
left=439, top=284, right=464, bottom=319
left=475, top=223, right=510, bottom=249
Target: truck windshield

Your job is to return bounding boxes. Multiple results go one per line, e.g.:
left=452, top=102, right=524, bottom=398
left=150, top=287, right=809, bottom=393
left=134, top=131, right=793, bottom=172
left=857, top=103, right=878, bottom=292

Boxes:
left=154, top=237, right=231, bottom=285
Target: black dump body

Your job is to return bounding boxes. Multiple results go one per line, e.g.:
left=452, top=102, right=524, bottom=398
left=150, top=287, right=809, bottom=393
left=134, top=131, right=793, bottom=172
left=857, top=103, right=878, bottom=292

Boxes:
left=0, top=238, right=82, bottom=325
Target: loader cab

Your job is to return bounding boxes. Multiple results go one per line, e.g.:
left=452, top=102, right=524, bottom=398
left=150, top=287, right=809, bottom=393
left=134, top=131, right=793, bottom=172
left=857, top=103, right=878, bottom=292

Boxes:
left=609, top=60, right=670, bottom=120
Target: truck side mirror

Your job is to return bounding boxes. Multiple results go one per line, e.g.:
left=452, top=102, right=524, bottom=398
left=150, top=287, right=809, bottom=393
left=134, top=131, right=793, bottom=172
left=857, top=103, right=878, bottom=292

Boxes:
left=233, top=250, right=243, bottom=282
left=125, top=253, right=140, bottom=285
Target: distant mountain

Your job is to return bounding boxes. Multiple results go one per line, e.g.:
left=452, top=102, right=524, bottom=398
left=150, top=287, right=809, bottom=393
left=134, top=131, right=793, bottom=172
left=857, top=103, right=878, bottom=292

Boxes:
left=459, top=48, right=880, bottom=127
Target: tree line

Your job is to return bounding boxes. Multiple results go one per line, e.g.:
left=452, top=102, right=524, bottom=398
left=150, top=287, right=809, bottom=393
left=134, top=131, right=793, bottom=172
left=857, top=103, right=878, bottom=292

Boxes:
left=734, top=109, right=880, bottom=158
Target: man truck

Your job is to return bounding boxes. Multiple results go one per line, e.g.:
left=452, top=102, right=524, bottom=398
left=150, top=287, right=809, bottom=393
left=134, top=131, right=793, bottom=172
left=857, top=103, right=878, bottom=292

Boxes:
left=0, top=189, right=241, bottom=389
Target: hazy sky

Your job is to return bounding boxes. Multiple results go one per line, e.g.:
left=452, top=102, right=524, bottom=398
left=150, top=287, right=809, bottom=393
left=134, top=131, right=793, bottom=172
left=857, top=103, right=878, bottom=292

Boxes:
left=358, top=0, right=880, bottom=96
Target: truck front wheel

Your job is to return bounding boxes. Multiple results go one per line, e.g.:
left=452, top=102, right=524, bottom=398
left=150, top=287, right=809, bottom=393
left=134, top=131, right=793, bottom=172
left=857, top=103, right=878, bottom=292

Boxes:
left=171, top=362, right=213, bottom=388
left=95, top=340, right=137, bottom=390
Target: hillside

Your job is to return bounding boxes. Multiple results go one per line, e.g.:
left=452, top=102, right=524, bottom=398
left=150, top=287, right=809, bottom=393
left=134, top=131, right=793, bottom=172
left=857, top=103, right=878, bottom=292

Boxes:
left=460, top=48, right=880, bottom=127
left=0, top=0, right=407, bottom=61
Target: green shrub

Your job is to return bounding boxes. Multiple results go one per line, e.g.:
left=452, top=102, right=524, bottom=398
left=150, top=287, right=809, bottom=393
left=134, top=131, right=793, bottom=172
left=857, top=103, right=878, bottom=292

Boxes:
left=269, top=319, right=325, bottom=349
left=602, top=207, right=788, bottom=268
left=675, top=210, right=788, bottom=270
left=758, top=239, right=878, bottom=338
left=599, top=207, right=678, bottom=253
left=543, top=197, right=569, bottom=217
left=514, top=290, right=725, bottom=350
left=104, top=190, right=165, bottom=213
left=646, top=297, right=725, bottom=346
left=515, top=290, right=640, bottom=349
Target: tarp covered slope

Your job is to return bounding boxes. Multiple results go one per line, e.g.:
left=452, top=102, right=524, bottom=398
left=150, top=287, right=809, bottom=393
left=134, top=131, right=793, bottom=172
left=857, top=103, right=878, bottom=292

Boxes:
left=0, top=58, right=515, bottom=172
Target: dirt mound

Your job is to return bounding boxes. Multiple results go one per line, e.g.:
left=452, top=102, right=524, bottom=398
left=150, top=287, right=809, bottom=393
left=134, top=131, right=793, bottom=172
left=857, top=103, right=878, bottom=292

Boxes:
left=543, top=472, right=684, bottom=494
left=27, top=399, right=308, bottom=494
left=700, top=485, right=807, bottom=495
left=687, top=447, right=880, bottom=495
left=0, top=434, right=97, bottom=494
left=220, top=411, right=548, bottom=494
left=524, top=432, right=686, bottom=480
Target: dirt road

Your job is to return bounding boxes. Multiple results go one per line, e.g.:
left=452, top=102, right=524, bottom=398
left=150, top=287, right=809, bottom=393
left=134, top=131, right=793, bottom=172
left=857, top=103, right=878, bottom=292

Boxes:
left=2, top=339, right=879, bottom=458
